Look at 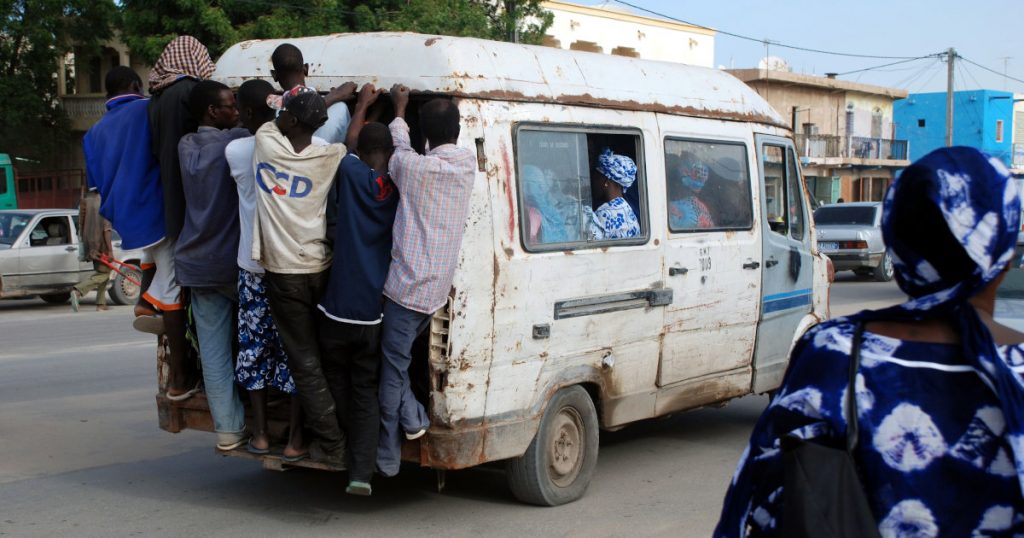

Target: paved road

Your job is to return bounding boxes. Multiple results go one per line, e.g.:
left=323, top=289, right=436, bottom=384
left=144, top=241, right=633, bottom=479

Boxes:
left=0, top=276, right=903, bottom=538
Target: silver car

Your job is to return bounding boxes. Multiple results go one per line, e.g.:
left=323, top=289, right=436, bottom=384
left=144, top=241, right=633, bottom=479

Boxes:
left=814, top=202, right=893, bottom=282
left=0, top=209, right=143, bottom=304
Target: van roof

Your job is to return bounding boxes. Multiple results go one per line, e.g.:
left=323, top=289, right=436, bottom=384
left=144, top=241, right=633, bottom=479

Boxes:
left=214, top=32, right=787, bottom=128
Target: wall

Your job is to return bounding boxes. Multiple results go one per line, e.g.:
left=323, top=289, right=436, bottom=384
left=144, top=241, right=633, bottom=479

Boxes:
left=743, top=80, right=844, bottom=135
left=895, top=89, right=1015, bottom=165
left=845, top=93, right=897, bottom=139
left=542, top=1, right=714, bottom=66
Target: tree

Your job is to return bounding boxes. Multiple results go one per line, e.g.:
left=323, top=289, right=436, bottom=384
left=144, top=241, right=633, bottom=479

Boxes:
left=0, top=0, right=117, bottom=165
left=120, top=0, right=553, bottom=65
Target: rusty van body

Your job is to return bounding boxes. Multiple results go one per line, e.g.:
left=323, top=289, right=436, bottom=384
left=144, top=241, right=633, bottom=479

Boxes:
left=154, top=32, right=830, bottom=506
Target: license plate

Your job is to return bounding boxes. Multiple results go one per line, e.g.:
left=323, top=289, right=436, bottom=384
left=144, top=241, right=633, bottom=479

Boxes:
left=819, top=241, right=839, bottom=251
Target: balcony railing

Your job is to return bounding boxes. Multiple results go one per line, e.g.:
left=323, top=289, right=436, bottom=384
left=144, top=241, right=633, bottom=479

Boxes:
left=60, top=94, right=107, bottom=131
left=794, top=134, right=908, bottom=161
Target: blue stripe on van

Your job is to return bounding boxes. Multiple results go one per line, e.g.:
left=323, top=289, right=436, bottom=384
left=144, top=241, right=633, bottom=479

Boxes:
left=763, top=288, right=813, bottom=313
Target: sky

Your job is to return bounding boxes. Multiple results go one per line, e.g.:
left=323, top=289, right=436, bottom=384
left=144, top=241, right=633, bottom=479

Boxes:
left=576, top=0, right=1024, bottom=94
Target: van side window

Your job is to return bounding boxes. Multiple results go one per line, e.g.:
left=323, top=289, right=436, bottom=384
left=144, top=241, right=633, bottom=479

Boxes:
left=762, top=145, right=791, bottom=236
left=786, top=147, right=805, bottom=240
left=517, top=128, right=646, bottom=251
left=664, top=139, right=752, bottom=232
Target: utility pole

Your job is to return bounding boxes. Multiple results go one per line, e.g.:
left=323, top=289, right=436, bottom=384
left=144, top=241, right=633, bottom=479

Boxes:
left=1000, top=56, right=1012, bottom=90
left=946, top=47, right=956, bottom=147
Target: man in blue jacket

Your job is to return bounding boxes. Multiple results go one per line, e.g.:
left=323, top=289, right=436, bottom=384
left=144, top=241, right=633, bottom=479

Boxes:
left=82, top=66, right=195, bottom=400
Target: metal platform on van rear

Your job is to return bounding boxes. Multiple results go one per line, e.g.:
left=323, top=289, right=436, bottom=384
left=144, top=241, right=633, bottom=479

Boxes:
left=217, top=446, right=345, bottom=472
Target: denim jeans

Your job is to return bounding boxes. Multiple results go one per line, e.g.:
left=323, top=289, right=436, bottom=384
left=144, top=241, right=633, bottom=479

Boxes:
left=191, top=287, right=245, bottom=444
left=377, top=298, right=432, bottom=477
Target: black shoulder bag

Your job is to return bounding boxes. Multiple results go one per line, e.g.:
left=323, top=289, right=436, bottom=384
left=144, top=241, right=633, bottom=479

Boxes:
left=781, top=322, right=880, bottom=538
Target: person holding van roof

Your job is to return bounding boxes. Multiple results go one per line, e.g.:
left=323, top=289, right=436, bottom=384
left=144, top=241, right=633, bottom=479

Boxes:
left=317, top=83, right=399, bottom=495
left=226, top=79, right=310, bottom=460
left=254, top=86, right=347, bottom=465
left=376, top=85, right=476, bottom=477
left=176, top=80, right=251, bottom=451
left=269, top=43, right=354, bottom=145
left=589, top=148, right=640, bottom=240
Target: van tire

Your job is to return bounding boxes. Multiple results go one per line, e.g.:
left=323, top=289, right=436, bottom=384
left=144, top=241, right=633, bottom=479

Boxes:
left=108, top=263, right=142, bottom=305
left=505, top=385, right=599, bottom=506
left=40, top=292, right=70, bottom=304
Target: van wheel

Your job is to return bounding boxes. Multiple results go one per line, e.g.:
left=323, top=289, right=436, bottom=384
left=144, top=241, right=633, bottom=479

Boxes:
left=505, top=385, right=599, bottom=506
left=108, top=264, right=142, bottom=305
left=872, top=251, right=894, bottom=282
left=40, top=292, right=70, bottom=304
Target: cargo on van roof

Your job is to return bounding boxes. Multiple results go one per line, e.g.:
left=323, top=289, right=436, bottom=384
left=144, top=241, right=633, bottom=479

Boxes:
left=213, top=32, right=787, bottom=128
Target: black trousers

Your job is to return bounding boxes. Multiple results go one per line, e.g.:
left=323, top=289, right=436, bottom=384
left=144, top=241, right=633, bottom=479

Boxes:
left=264, top=270, right=344, bottom=457
left=317, top=313, right=382, bottom=482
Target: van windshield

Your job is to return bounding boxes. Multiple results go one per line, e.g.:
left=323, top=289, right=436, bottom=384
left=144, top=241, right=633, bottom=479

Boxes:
left=813, top=206, right=876, bottom=226
left=0, top=212, right=32, bottom=245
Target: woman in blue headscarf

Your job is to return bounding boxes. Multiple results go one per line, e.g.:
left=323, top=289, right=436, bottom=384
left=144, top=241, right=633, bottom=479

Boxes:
left=589, top=148, right=640, bottom=240
left=715, top=147, right=1024, bottom=537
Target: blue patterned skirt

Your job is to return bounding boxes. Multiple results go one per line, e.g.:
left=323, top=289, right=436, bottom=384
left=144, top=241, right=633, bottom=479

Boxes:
left=236, top=269, right=296, bottom=394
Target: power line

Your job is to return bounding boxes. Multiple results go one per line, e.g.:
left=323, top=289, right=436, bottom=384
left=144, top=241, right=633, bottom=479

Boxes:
left=611, top=0, right=932, bottom=60
left=958, top=55, right=1024, bottom=87
left=894, top=57, right=940, bottom=89
left=834, top=55, right=941, bottom=77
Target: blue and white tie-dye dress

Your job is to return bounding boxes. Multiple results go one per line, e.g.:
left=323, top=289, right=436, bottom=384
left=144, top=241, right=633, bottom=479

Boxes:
left=715, top=319, right=1024, bottom=537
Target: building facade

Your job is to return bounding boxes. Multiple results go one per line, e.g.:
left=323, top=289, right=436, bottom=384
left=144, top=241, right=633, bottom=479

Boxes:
left=54, top=38, right=152, bottom=171
left=728, top=68, right=910, bottom=205
left=540, top=1, right=714, bottom=67
left=894, top=90, right=1015, bottom=167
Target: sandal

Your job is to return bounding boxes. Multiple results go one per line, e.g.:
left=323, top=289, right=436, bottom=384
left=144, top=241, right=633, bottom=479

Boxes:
left=281, top=450, right=308, bottom=463
left=247, top=438, right=270, bottom=455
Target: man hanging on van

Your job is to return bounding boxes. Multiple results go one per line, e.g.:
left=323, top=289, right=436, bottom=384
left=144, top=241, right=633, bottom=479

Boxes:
left=376, top=85, right=476, bottom=477
left=253, top=86, right=347, bottom=465
left=176, top=80, right=251, bottom=451
left=81, top=66, right=162, bottom=314
left=317, top=83, right=398, bottom=495
left=270, top=43, right=354, bottom=145
left=143, top=36, right=217, bottom=400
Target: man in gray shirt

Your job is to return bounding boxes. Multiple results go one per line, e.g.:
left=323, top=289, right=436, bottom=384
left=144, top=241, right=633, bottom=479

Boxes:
left=176, top=80, right=250, bottom=451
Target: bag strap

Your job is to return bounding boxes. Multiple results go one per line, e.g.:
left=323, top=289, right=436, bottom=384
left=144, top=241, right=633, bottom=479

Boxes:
left=846, top=322, right=866, bottom=453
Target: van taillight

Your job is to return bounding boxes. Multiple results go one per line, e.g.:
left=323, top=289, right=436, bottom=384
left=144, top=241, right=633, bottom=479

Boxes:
left=840, top=240, right=868, bottom=249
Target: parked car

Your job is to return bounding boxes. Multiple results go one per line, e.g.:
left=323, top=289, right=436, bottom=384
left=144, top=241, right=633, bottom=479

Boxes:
left=813, top=202, right=893, bottom=281
left=0, top=209, right=143, bottom=304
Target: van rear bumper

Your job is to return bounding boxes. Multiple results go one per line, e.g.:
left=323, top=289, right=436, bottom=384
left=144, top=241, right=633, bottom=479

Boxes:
left=412, top=416, right=541, bottom=470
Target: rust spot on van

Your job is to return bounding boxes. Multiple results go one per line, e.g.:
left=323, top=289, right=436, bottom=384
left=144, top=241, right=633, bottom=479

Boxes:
left=654, top=238, right=660, bottom=246
left=499, top=140, right=515, bottom=243
left=503, top=246, right=514, bottom=258
left=425, top=37, right=441, bottom=47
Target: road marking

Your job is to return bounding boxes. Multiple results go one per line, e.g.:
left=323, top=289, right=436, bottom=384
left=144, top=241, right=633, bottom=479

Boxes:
left=0, top=339, right=153, bottom=361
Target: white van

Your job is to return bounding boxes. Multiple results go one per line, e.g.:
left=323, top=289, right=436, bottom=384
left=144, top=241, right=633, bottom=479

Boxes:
left=156, top=32, right=831, bottom=506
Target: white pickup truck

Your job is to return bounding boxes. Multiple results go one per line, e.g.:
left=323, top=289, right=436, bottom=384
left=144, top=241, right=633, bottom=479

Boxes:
left=0, top=208, right=143, bottom=305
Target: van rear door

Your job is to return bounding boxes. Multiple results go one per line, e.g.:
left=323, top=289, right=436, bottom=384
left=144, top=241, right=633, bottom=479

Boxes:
left=752, top=136, right=814, bottom=392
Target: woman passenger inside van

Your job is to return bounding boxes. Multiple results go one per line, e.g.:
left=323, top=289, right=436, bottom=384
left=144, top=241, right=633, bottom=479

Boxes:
left=588, top=148, right=640, bottom=240
left=668, top=155, right=715, bottom=230
left=521, top=164, right=580, bottom=245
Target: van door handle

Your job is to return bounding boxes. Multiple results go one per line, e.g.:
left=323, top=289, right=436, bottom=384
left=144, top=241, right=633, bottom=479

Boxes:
left=65, top=246, right=77, bottom=252
left=668, top=267, right=688, bottom=276
left=765, top=257, right=779, bottom=268
left=743, top=261, right=760, bottom=270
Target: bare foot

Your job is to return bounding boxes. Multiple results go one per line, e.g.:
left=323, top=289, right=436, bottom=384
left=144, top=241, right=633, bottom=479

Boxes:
left=282, top=443, right=306, bottom=459
left=134, top=303, right=158, bottom=317
left=250, top=433, right=270, bottom=452
left=96, top=305, right=109, bottom=311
